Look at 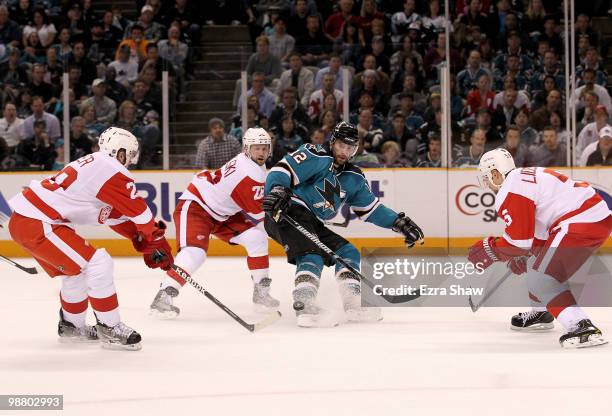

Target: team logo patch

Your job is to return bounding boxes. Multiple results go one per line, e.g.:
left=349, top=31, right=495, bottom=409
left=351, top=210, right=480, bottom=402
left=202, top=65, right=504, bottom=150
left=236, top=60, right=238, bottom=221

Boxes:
left=98, top=206, right=112, bottom=224
left=196, top=235, right=206, bottom=240
left=314, top=178, right=345, bottom=212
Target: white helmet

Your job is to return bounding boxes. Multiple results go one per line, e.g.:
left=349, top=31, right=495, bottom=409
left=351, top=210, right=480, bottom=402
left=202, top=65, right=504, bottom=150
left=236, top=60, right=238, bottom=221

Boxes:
left=98, top=127, right=140, bottom=167
left=243, top=127, right=271, bottom=159
left=478, top=148, right=516, bottom=190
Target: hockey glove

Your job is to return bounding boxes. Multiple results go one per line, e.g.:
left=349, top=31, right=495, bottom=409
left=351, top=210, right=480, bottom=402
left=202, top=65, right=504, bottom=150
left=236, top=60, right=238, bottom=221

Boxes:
left=262, top=186, right=292, bottom=221
left=467, top=237, right=503, bottom=271
left=392, top=212, right=424, bottom=248
left=507, top=256, right=528, bottom=275
left=135, top=221, right=174, bottom=270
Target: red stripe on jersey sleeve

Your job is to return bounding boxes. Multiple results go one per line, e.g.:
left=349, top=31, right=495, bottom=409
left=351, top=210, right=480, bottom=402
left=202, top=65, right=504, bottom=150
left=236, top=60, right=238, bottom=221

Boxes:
left=498, top=192, right=536, bottom=244
left=230, top=176, right=264, bottom=215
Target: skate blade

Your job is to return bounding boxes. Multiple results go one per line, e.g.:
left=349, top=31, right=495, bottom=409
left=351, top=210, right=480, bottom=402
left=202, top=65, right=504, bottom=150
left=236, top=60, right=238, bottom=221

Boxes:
left=511, top=322, right=554, bottom=332
left=297, top=313, right=340, bottom=328
left=345, top=309, right=383, bottom=323
left=253, top=303, right=280, bottom=314
left=562, top=334, right=609, bottom=349
left=149, top=308, right=179, bottom=320
left=58, top=337, right=99, bottom=344
left=100, top=341, right=142, bottom=351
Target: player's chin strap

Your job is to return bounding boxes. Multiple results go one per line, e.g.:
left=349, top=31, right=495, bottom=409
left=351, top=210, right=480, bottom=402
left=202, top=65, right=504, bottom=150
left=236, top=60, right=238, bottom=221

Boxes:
left=276, top=212, right=421, bottom=304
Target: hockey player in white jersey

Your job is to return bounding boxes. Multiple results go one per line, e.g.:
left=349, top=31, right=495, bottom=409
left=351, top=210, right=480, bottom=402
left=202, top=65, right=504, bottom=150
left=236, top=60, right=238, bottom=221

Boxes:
left=7, top=127, right=174, bottom=351
left=467, top=148, right=611, bottom=348
left=150, top=128, right=279, bottom=317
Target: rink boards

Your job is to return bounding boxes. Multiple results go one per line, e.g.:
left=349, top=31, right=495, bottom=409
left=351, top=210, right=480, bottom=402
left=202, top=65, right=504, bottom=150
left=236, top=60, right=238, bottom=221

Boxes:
left=0, top=167, right=610, bottom=256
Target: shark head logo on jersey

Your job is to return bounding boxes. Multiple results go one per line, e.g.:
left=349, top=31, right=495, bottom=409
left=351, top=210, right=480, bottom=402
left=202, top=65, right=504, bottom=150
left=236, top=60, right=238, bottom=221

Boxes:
left=314, top=178, right=345, bottom=212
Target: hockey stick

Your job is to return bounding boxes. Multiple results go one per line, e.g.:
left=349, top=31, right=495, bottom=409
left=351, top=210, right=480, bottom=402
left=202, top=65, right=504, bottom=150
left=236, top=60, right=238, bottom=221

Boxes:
left=169, top=263, right=281, bottom=332
left=279, top=212, right=420, bottom=304
left=468, top=269, right=513, bottom=312
left=0, top=254, right=38, bottom=274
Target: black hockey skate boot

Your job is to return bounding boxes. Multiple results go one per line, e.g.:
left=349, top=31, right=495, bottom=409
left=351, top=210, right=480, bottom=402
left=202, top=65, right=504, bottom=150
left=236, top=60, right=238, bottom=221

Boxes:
left=510, top=310, right=554, bottom=331
left=559, top=319, right=608, bottom=348
left=57, top=310, right=98, bottom=343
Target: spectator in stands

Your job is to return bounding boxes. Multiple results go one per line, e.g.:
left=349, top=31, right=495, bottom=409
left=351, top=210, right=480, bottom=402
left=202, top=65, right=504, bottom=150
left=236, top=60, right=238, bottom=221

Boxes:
left=104, top=66, right=129, bottom=104
left=319, top=109, right=339, bottom=139
left=276, top=115, right=304, bottom=154
left=127, top=5, right=163, bottom=43
left=44, top=48, right=62, bottom=86
left=324, top=0, right=357, bottom=40
left=423, top=32, right=463, bottom=80
left=522, top=0, right=547, bottom=38
left=237, top=72, right=277, bottom=118
left=28, top=63, right=56, bottom=106
left=380, top=140, right=408, bottom=167
left=457, top=50, right=489, bottom=97
left=229, top=105, right=262, bottom=140
left=391, top=92, right=424, bottom=133
left=416, top=135, right=441, bottom=167
left=390, top=0, right=421, bottom=44
left=334, top=20, right=361, bottom=66
left=269, top=86, right=309, bottom=133
left=492, top=88, right=520, bottom=131
left=140, top=43, right=175, bottom=81
left=577, top=91, right=600, bottom=128
left=101, top=9, right=124, bottom=47
left=539, top=15, right=563, bottom=57
left=501, top=125, right=529, bottom=167
left=494, top=55, right=528, bottom=92
left=109, top=45, right=139, bottom=86
left=453, top=127, right=487, bottom=167
left=308, top=72, right=344, bottom=121
left=10, top=0, right=33, bottom=27
left=69, top=116, right=93, bottom=160
left=110, top=5, right=131, bottom=32
left=530, top=126, right=567, bottom=167
left=22, top=7, right=56, bottom=48
left=288, top=0, right=310, bottom=39
left=573, top=69, right=612, bottom=114
left=513, top=107, right=539, bottom=147
left=576, top=47, right=607, bottom=86
left=531, top=74, right=559, bottom=110
left=584, top=125, right=612, bottom=166
left=314, top=54, right=350, bottom=91
left=16, top=89, right=32, bottom=119
left=22, top=96, right=61, bottom=141
left=309, top=127, right=326, bottom=145
left=246, top=35, right=282, bottom=86
left=116, top=24, right=149, bottom=65
left=421, top=0, right=445, bottom=36
left=352, top=133, right=381, bottom=168
left=381, top=111, right=417, bottom=158
left=466, top=73, right=495, bottom=117
left=530, top=89, right=562, bottom=131
left=458, top=0, right=489, bottom=38
left=422, top=90, right=442, bottom=124
left=80, top=79, right=117, bottom=126
left=494, top=31, right=533, bottom=73
left=475, top=108, right=503, bottom=147
left=162, top=0, right=201, bottom=52
left=0, top=102, right=24, bottom=151
left=295, top=14, right=332, bottom=66
left=549, top=110, right=569, bottom=145
left=67, top=65, right=88, bottom=103
left=350, top=69, right=387, bottom=114
left=0, top=48, right=28, bottom=93
left=82, top=0, right=99, bottom=30
left=195, top=117, right=241, bottom=169
left=268, top=16, right=295, bottom=62
left=0, top=5, right=21, bottom=47
left=16, top=119, right=55, bottom=170
left=356, top=108, right=383, bottom=151
left=355, top=54, right=391, bottom=95
left=531, top=50, right=565, bottom=93
left=129, top=79, right=157, bottom=122
left=65, top=3, right=87, bottom=39
left=81, top=103, right=106, bottom=137
left=67, top=41, right=97, bottom=86
left=576, top=105, right=610, bottom=162
left=368, top=35, right=391, bottom=75
left=140, top=65, right=162, bottom=105
left=21, top=31, right=46, bottom=65
left=574, top=14, right=599, bottom=50
left=277, top=52, right=314, bottom=107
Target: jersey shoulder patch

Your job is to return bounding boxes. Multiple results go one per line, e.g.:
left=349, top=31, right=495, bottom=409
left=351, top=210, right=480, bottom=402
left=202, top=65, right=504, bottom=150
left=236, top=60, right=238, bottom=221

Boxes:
left=302, top=143, right=332, bottom=158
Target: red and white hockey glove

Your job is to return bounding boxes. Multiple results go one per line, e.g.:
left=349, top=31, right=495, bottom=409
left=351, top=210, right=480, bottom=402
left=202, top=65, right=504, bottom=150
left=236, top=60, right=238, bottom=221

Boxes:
left=134, top=221, right=174, bottom=271
left=507, top=256, right=528, bottom=275
left=467, top=237, right=503, bottom=271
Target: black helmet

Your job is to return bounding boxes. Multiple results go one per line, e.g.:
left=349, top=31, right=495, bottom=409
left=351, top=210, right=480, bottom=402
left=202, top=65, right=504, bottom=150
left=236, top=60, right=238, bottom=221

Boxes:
left=331, top=121, right=358, bottom=147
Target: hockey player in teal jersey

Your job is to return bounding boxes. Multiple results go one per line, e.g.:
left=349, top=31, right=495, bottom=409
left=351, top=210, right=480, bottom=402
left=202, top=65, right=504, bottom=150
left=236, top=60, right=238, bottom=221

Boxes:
left=263, top=121, right=424, bottom=327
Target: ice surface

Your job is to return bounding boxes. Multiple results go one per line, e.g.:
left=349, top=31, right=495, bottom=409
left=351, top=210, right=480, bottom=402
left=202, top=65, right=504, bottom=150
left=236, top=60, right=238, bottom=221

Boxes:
left=1, top=257, right=611, bottom=416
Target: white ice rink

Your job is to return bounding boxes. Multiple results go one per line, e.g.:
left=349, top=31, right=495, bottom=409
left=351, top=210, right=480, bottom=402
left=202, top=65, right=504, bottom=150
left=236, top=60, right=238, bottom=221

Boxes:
left=1, top=256, right=612, bottom=416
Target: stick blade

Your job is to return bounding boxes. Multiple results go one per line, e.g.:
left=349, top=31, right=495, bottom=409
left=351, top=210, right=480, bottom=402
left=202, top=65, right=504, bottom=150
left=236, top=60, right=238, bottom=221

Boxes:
left=382, top=289, right=421, bottom=304
left=252, top=310, right=282, bottom=332
left=468, top=292, right=478, bottom=312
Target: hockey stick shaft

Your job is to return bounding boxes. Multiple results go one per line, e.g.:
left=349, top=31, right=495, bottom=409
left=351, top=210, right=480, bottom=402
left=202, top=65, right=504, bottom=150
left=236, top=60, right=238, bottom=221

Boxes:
left=279, top=212, right=420, bottom=304
left=169, top=263, right=280, bottom=332
left=0, top=254, right=38, bottom=274
left=468, top=268, right=513, bottom=312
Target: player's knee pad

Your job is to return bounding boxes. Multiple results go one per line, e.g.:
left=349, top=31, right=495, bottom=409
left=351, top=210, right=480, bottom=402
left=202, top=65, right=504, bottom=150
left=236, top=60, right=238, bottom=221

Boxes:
left=334, top=243, right=360, bottom=276
left=175, top=246, right=207, bottom=275
left=526, top=269, right=570, bottom=306
left=232, top=227, right=269, bottom=257
left=84, top=249, right=115, bottom=298
left=295, top=253, right=324, bottom=281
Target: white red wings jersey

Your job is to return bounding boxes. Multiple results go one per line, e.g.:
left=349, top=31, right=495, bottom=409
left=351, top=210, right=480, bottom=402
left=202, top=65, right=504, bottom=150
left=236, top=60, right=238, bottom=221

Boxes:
left=9, top=152, right=153, bottom=229
left=495, top=167, right=611, bottom=249
left=180, top=153, right=266, bottom=223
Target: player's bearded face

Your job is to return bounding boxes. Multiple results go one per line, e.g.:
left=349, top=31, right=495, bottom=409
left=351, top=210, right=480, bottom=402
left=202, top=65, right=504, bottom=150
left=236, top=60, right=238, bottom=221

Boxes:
left=332, top=141, right=357, bottom=165
left=248, top=144, right=270, bottom=166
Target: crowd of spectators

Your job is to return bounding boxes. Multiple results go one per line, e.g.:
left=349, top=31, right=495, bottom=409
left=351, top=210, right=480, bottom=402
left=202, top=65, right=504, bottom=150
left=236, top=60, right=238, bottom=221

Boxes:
left=195, top=0, right=611, bottom=170
left=0, top=0, right=201, bottom=170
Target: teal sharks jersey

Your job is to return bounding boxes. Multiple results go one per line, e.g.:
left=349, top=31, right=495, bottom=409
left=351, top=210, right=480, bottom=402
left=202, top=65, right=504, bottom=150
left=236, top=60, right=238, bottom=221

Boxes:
left=265, top=143, right=398, bottom=228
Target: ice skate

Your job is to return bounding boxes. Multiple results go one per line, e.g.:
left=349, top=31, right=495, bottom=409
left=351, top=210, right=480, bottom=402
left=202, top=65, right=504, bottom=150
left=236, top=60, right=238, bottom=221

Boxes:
left=252, top=277, right=280, bottom=312
left=150, top=286, right=180, bottom=319
left=338, top=271, right=382, bottom=323
left=57, top=310, right=98, bottom=343
left=510, top=310, right=554, bottom=331
left=95, top=319, right=142, bottom=351
left=293, top=283, right=338, bottom=328
left=560, top=319, right=608, bottom=349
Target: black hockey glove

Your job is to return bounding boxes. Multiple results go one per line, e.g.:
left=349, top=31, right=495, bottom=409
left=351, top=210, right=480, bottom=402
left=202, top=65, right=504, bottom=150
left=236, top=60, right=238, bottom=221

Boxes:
left=262, top=186, right=292, bottom=221
left=392, top=212, right=424, bottom=248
